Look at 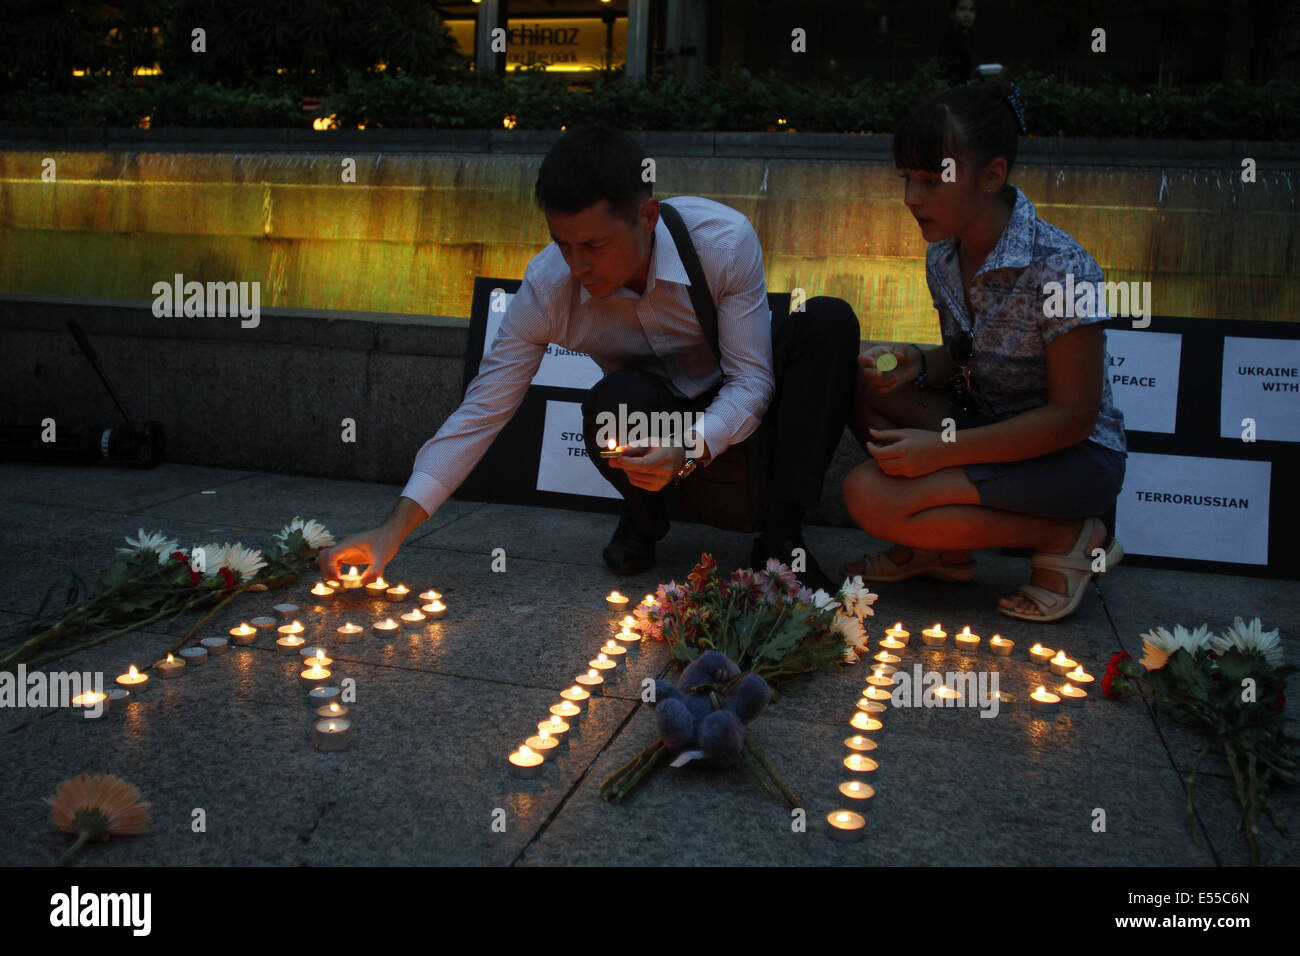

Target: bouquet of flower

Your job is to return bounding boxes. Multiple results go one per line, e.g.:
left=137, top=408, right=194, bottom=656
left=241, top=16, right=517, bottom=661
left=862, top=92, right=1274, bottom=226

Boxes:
left=0, top=518, right=334, bottom=671
left=631, top=553, right=879, bottom=687
left=1104, top=617, right=1295, bottom=865
left=601, top=554, right=880, bottom=804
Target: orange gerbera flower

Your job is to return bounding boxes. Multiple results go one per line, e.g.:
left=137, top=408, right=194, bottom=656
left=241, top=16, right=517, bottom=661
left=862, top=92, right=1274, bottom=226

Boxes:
left=46, top=774, right=150, bottom=865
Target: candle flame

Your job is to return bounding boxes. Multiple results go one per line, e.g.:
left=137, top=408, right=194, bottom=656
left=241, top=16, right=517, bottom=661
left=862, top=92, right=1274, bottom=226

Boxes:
left=598, top=653, right=608, bottom=662
left=327, top=722, right=337, bottom=731
left=550, top=716, right=561, bottom=727
left=540, top=729, right=549, bottom=741
left=1032, top=643, right=1045, bottom=653
left=1063, top=684, right=1076, bottom=692
left=329, top=703, right=340, bottom=713
left=128, top=665, right=138, bottom=677
left=315, top=650, right=324, bottom=662
left=1053, top=650, right=1067, bottom=662
left=348, top=567, right=358, bottom=576
left=587, top=669, right=597, bottom=679
left=607, top=439, right=616, bottom=450
left=961, top=626, right=972, bottom=636
left=520, top=745, right=533, bottom=756
left=1035, top=686, right=1046, bottom=696
left=837, top=813, right=849, bottom=823
left=166, top=654, right=175, bottom=663
left=568, top=686, right=582, bottom=695
left=933, top=622, right=941, bottom=629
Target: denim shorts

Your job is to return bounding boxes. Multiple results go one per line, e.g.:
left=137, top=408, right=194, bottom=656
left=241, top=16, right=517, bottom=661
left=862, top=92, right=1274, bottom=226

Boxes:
left=953, top=408, right=1127, bottom=517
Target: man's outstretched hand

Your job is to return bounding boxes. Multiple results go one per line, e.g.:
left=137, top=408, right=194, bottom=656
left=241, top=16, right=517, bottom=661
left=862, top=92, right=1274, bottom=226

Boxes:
left=318, top=526, right=403, bottom=584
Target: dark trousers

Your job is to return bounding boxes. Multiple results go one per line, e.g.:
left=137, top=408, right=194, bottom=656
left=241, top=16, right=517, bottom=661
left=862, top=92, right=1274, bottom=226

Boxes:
left=581, top=296, right=860, bottom=536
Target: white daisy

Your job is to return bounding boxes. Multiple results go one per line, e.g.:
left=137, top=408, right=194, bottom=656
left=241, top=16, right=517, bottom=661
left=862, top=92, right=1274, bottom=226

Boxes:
left=1212, top=617, right=1284, bottom=668
left=831, top=611, right=867, bottom=650
left=837, top=575, right=879, bottom=618
left=117, top=529, right=181, bottom=564
left=195, top=543, right=225, bottom=576
left=275, top=516, right=335, bottom=550
left=1139, top=624, right=1212, bottom=671
left=220, top=543, right=267, bottom=582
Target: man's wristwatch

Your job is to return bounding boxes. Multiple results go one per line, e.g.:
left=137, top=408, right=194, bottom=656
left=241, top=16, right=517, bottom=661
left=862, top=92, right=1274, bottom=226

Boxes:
left=673, top=453, right=701, bottom=485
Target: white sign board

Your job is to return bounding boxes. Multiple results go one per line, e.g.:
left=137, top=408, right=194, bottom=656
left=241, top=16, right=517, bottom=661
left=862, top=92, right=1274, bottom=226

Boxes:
left=535, top=400, right=620, bottom=499
left=484, top=289, right=603, bottom=390
left=1115, top=452, right=1271, bottom=565
left=1104, top=329, right=1182, bottom=434
left=1219, top=336, right=1300, bottom=442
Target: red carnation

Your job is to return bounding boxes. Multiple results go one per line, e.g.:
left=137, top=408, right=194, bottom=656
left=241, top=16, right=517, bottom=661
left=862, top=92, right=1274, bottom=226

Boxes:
left=1102, top=650, right=1133, bottom=700
left=218, top=567, right=235, bottom=596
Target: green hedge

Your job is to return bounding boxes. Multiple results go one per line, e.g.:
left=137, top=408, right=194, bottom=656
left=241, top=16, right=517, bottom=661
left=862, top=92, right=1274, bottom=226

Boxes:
left=4, top=65, right=1298, bottom=140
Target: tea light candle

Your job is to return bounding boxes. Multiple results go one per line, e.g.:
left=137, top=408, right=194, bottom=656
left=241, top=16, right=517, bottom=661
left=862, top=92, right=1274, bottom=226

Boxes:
left=1049, top=651, right=1078, bottom=676
left=325, top=579, right=340, bottom=589
left=844, top=735, right=879, bottom=753
left=539, top=715, right=570, bottom=741
left=921, top=623, right=947, bottom=647
left=884, top=623, right=910, bottom=645
left=421, top=600, right=447, bottom=620
left=873, top=650, right=901, bottom=665
left=955, top=626, right=980, bottom=652
left=866, top=667, right=894, bottom=687
left=200, top=636, right=229, bottom=656
left=228, top=622, right=258, bottom=644
left=605, top=591, right=630, bottom=611
left=588, top=653, right=618, bottom=673
left=559, top=685, right=590, bottom=712
left=178, top=645, right=207, bottom=667
left=400, top=608, right=427, bottom=629
left=508, top=745, right=545, bottom=778
left=336, top=622, right=364, bottom=643
left=312, top=717, right=354, bottom=751
left=249, top=616, right=277, bottom=630
left=1029, top=685, right=1060, bottom=715
left=850, top=712, right=884, bottom=734
left=69, top=690, right=110, bottom=720
left=862, top=686, right=892, bottom=702
left=523, top=729, right=561, bottom=760
left=1064, top=666, right=1095, bottom=687
left=274, top=603, right=300, bottom=620
left=364, top=577, right=390, bottom=599
left=869, top=662, right=897, bottom=676
left=854, top=698, right=887, bottom=716
left=107, top=688, right=130, bottom=703
left=1028, top=643, right=1054, bottom=666
left=301, top=648, right=333, bottom=668
left=826, top=810, right=866, bottom=842
left=310, top=581, right=335, bottom=598
left=418, top=589, right=442, bottom=603
left=838, top=780, right=876, bottom=805
left=385, top=583, right=410, bottom=602
left=567, top=677, right=598, bottom=700
left=1059, top=683, right=1088, bottom=707
left=115, top=665, right=150, bottom=696
left=988, top=634, right=1015, bottom=657
left=300, top=662, right=332, bottom=687
left=276, top=634, right=306, bottom=655
left=155, top=654, right=186, bottom=678
left=843, top=753, right=879, bottom=775
left=372, top=618, right=400, bottom=636
left=640, top=595, right=656, bottom=607
left=934, top=685, right=962, bottom=707
left=599, top=639, right=627, bottom=659
left=613, top=626, right=641, bottom=645
left=316, top=701, right=349, bottom=721
left=549, top=700, right=582, bottom=721
left=307, top=685, right=342, bottom=709
left=621, top=615, right=639, bottom=630
left=277, top=619, right=305, bottom=637
left=339, top=567, right=363, bottom=590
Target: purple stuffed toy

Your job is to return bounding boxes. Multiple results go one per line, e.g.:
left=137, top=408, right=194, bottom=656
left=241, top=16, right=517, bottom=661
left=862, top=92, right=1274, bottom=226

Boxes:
left=649, top=650, right=772, bottom=766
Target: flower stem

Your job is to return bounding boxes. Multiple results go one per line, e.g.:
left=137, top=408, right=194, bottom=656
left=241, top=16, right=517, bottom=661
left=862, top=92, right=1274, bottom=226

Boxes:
left=745, top=734, right=802, bottom=811
left=50, top=829, right=92, bottom=867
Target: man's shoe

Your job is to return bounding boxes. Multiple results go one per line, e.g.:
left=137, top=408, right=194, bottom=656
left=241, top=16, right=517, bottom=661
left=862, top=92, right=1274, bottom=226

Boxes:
left=603, top=513, right=666, bottom=575
left=750, top=535, right=838, bottom=594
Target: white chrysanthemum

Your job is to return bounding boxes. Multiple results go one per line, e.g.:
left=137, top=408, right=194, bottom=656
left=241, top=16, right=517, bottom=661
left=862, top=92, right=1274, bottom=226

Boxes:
left=220, top=543, right=266, bottom=582
left=1139, top=624, right=1212, bottom=671
left=275, top=516, right=335, bottom=550
left=842, top=648, right=860, bottom=664
left=1212, top=617, right=1284, bottom=668
left=831, top=611, right=867, bottom=650
left=117, top=529, right=181, bottom=564
left=196, top=543, right=226, bottom=576
left=837, top=575, right=879, bottom=618
left=810, top=589, right=838, bottom=611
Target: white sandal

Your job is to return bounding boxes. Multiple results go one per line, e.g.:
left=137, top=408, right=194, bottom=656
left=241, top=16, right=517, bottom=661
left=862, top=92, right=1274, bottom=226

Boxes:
left=998, top=518, right=1123, bottom=623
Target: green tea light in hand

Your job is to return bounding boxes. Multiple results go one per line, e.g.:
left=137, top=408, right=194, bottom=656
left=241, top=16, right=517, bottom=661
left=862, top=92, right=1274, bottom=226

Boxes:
left=876, top=353, right=899, bottom=372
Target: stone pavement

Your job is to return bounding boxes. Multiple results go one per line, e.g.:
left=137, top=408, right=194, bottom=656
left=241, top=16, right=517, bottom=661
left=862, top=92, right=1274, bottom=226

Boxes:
left=1, top=462, right=1296, bottom=867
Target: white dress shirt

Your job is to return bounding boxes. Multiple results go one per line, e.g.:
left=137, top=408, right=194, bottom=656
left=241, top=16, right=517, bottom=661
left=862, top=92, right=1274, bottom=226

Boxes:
left=400, top=195, right=775, bottom=516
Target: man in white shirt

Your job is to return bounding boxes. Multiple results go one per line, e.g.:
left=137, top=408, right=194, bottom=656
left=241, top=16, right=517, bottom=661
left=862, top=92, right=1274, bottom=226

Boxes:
left=321, top=127, right=859, bottom=592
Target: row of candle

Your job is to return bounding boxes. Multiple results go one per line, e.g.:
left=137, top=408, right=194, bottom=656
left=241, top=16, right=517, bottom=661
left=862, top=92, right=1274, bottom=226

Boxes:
left=828, top=626, right=895, bottom=841
left=507, top=595, right=653, bottom=777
